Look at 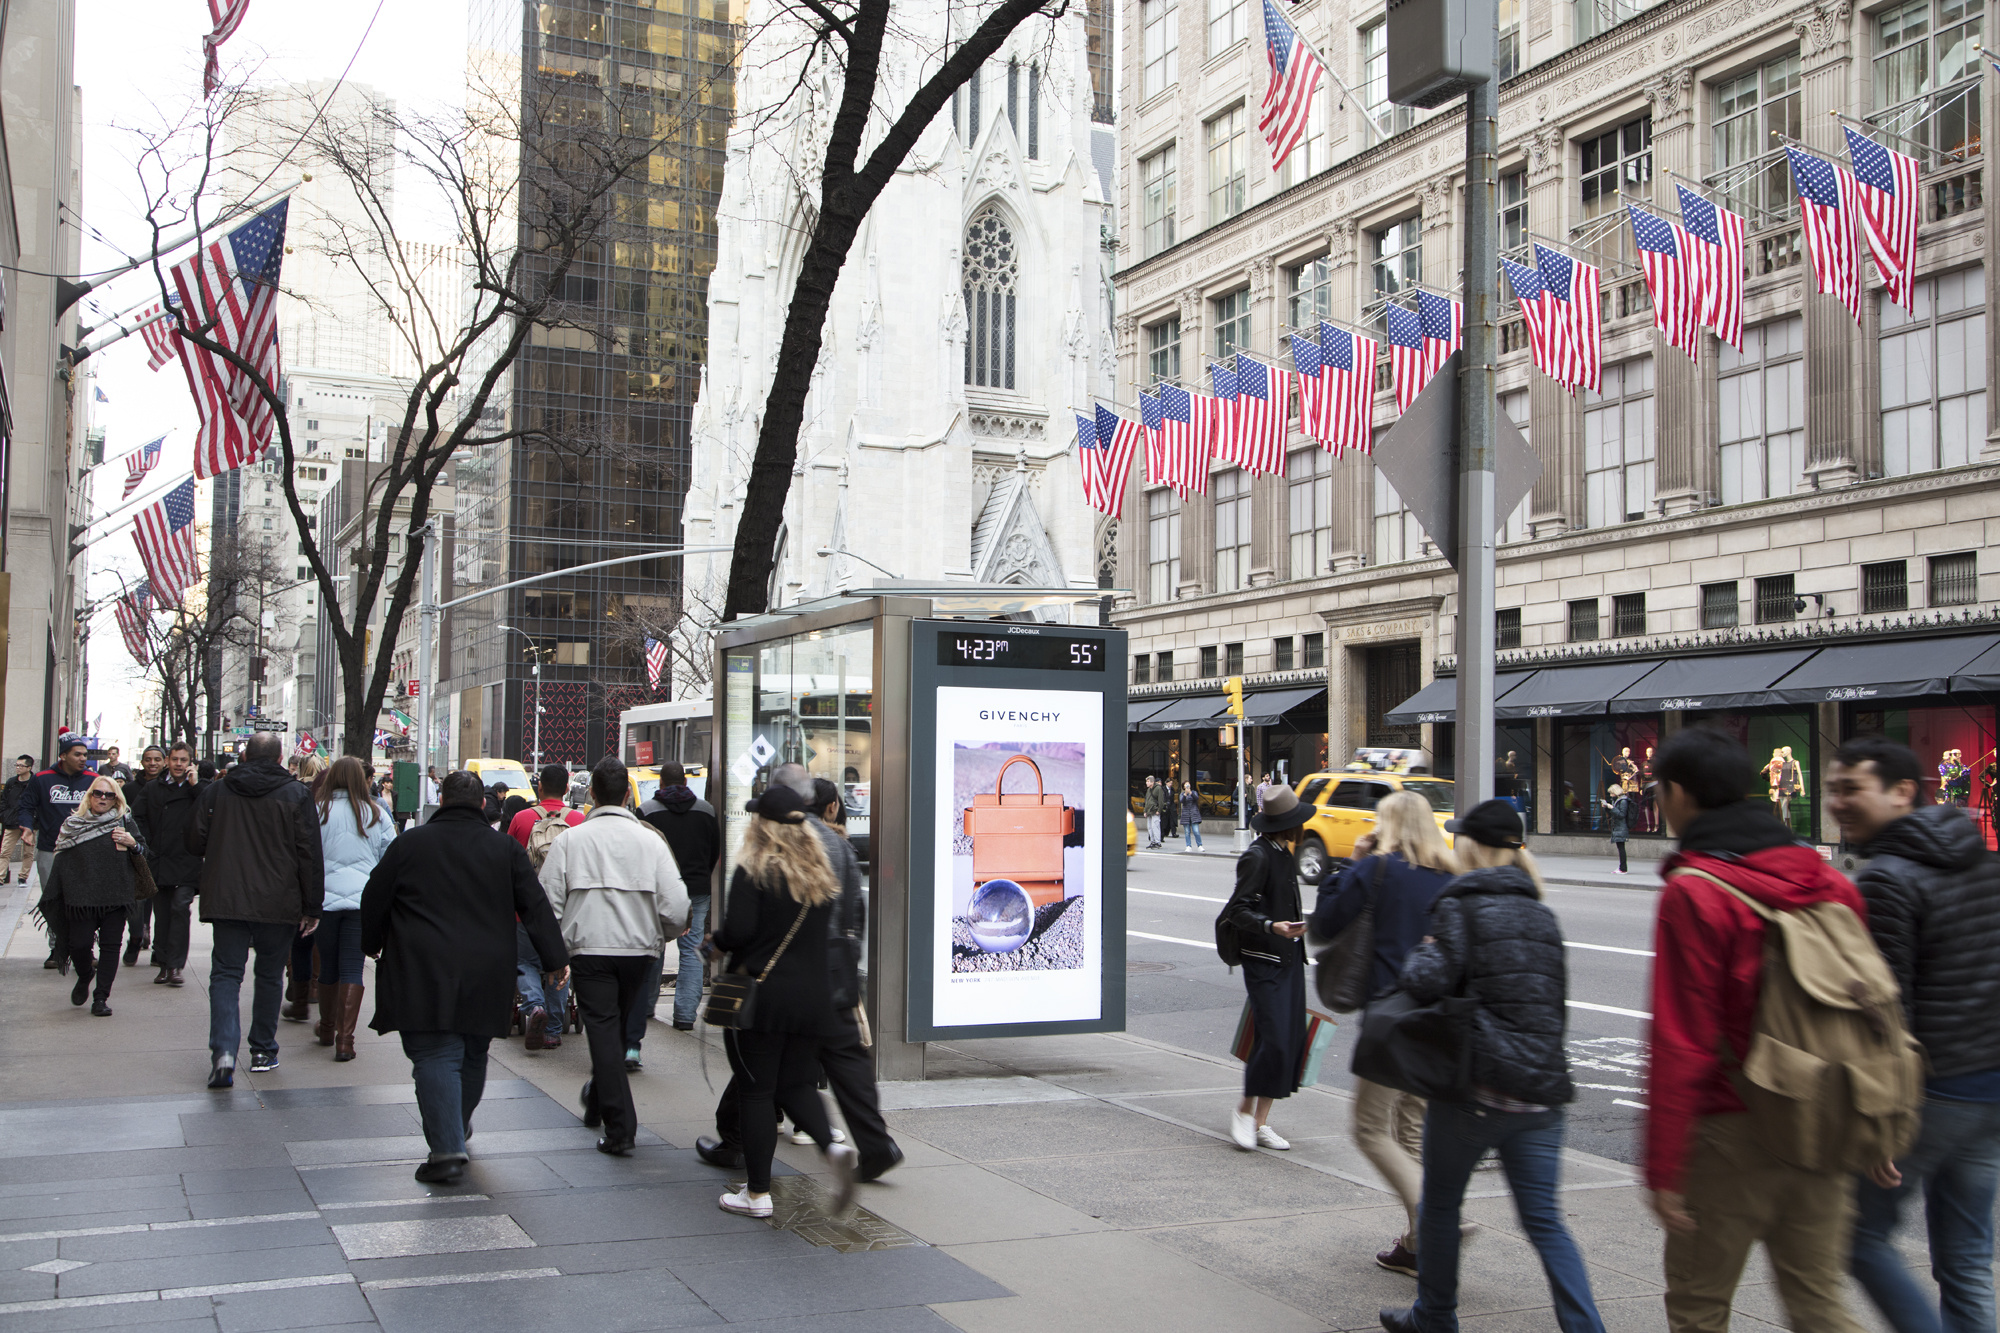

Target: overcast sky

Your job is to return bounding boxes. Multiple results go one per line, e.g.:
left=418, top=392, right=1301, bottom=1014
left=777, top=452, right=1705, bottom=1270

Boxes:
left=74, top=0, right=467, bottom=749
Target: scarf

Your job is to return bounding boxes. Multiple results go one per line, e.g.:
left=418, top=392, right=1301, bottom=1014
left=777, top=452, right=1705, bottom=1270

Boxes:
left=54, top=803, right=125, bottom=854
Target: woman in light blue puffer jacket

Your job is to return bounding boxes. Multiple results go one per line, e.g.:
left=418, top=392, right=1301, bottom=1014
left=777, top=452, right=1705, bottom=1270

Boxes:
left=315, top=756, right=397, bottom=1061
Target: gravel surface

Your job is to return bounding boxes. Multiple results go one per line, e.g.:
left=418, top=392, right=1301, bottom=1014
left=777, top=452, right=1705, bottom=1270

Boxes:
left=951, top=896, right=1086, bottom=973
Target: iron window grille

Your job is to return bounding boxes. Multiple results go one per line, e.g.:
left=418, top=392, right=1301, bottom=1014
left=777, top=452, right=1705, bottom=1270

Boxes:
left=1568, top=599, right=1601, bottom=642
left=1201, top=645, right=1219, bottom=677
left=1303, top=633, right=1325, bottom=668
left=1497, top=608, right=1522, bottom=650
left=1274, top=637, right=1295, bottom=671
left=1613, top=593, right=1647, bottom=638
left=1862, top=560, right=1910, bottom=614
left=1224, top=642, right=1243, bottom=675
left=1929, top=551, right=1978, bottom=605
left=1754, top=574, right=1797, bottom=624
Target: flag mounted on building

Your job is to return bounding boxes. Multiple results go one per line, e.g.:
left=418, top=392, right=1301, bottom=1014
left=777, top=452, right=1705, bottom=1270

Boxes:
left=644, top=637, right=669, bottom=693
left=170, top=198, right=288, bottom=479
left=1159, top=383, right=1215, bottom=493
left=122, top=436, right=164, bottom=500
left=1502, top=258, right=1570, bottom=390
left=1532, top=243, right=1601, bottom=394
left=1841, top=125, right=1920, bottom=314
left=1417, top=292, right=1462, bottom=384
left=115, top=582, right=153, bottom=666
left=1229, top=353, right=1289, bottom=475
left=1257, top=0, right=1324, bottom=170
left=93, top=385, right=110, bottom=403
left=1208, top=361, right=1242, bottom=464
left=139, top=295, right=182, bottom=371
left=1787, top=145, right=1862, bottom=325
left=203, top=0, right=252, bottom=97
left=1315, top=322, right=1377, bottom=454
left=132, top=477, right=201, bottom=605
left=1137, top=389, right=1173, bottom=488
left=1674, top=185, right=1745, bottom=350
left=1090, top=404, right=1144, bottom=517
left=1629, top=206, right=1704, bottom=362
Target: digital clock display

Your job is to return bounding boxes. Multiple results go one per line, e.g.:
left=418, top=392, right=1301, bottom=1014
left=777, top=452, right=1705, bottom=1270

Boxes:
left=937, top=632, right=1107, bottom=672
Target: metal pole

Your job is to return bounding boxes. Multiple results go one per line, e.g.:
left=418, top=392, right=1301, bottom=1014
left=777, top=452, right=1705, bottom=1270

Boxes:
left=532, top=658, right=542, bottom=769
left=1454, top=6, right=1500, bottom=811
left=416, top=521, right=436, bottom=789
left=1236, top=732, right=1248, bottom=851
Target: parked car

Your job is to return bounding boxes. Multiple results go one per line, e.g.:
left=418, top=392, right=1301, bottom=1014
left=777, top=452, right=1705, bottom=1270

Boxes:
left=1288, top=771, right=1456, bottom=883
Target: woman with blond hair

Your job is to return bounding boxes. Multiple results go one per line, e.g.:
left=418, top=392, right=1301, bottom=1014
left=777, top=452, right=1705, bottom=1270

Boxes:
left=1308, top=789, right=1458, bottom=1278
left=40, top=775, right=148, bottom=1015
left=710, top=784, right=858, bottom=1218
left=314, top=755, right=397, bottom=1060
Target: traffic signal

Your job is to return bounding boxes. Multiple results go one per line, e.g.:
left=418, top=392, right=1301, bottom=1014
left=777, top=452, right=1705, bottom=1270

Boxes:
left=1223, top=676, right=1245, bottom=719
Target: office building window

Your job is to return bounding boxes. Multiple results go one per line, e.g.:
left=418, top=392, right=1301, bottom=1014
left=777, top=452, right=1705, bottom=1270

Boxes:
left=1303, top=632, right=1325, bottom=668
left=1361, top=21, right=1415, bottom=136
left=1497, top=607, right=1522, bottom=649
left=1583, top=357, right=1655, bottom=527
left=1214, top=468, right=1253, bottom=593
left=1862, top=560, right=1911, bottom=613
left=1287, top=257, right=1333, bottom=331
left=1574, top=0, right=1668, bottom=44
left=1568, top=599, right=1600, bottom=642
left=1499, top=389, right=1532, bottom=543
left=1142, top=0, right=1179, bottom=98
left=1500, top=170, right=1528, bottom=251
left=1718, top=317, right=1806, bottom=504
left=1499, top=0, right=1522, bottom=78
left=1713, top=53, right=1801, bottom=222
left=1613, top=592, right=1647, bottom=637
left=1201, top=645, right=1220, bottom=677
left=1134, top=654, right=1152, bottom=684
left=1206, top=106, right=1248, bottom=224
left=1372, top=218, right=1421, bottom=308
left=1141, top=145, right=1178, bottom=257
left=1580, top=116, right=1652, bottom=265
left=1147, top=318, right=1182, bottom=386
left=963, top=205, right=1018, bottom=389
left=1147, top=488, right=1182, bottom=602
left=1874, top=0, right=1982, bottom=166
left=1701, top=582, right=1740, bottom=629
left=1213, top=288, right=1252, bottom=359
left=1274, top=637, right=1295, bottom=671
left=1288, top=446, right=1332, bottom=578
left=1158, top=650, right=1175, bottom=681
left=1208, top=0, right=1248, bottom=53
left=1225, top=642, right=1244, bottom=674
left=1374, top=469, right=1426, bottom=564
left=1881, top=267, right=1986, bottom=476
left=1754, top=573, right=1797, bottom=624
left=1930, top=551, right=1978, bottom=605
left=1278, top=86, right=1331, bottom=187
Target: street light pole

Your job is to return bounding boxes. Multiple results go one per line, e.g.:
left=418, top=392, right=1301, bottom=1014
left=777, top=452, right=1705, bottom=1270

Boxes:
left=496, top=625, right=543, bottom=769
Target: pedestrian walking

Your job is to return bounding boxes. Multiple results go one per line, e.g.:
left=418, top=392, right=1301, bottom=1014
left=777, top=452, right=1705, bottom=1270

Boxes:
left=539, top=759, right=688, bottom=1156
left=1180, top=781, right=1204, bottom=851
left=1142, top=775, right=1166, bottom=848
left=133, top=743, right=203, bottom=987
left=187, top=732, right=324, bottom=1087
left=710, top=784, right=858, bottom=1217
left=312, top=757, right=396, bottom=1062
left=22, top=737, right=101, bottom=968
left=38, top=775, right=148, bottom=1016
left=1600, top=783, right=1633, bottom=873
left=1219, top=782, right=1313, bottom=1152
left=101, top=747, right=133, bottom=785
left=512, top=764, right=584, bottom=1051
left=1379, top=799, right=1605, bottom=1333
left=362, top=770, right=568, bottom=1184
left=1645, top=727, right=1879, bottom=1332
left=639, top=760, right=720, bottom=1032
left=1, top=755, right=34, bottom=884
left=1308, top=792, right=1457, bottom=1279
left=121, top=747, right=168, bottom=966
left=1829, top=734, right=2000, bottom=1333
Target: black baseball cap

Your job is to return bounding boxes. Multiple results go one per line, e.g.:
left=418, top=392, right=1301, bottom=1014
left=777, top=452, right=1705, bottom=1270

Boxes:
left=1446, top=799, right=1526, bottom=849
left=746, top=785, right=809, bottom=824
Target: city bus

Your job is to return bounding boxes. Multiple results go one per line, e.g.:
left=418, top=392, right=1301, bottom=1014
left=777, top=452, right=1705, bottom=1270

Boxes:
left=619, top=698, right=712, bottom=804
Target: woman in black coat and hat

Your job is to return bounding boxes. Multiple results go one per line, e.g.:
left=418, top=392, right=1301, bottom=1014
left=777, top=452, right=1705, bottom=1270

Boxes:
left=40, top=775, right=148, bottom=1015
left=1219, top=782, right=1314, bottom=1151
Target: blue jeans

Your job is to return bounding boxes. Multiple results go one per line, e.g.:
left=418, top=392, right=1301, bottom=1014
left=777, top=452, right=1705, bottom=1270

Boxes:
left=208, top=919, right=294, bottom=1059
left=672, top=894, right=711, bottom=1026
left=314, top=909, right=365, bottom=985
left=1183, top=820, right=1203, bottom=850
left=1851, top=1095, right=2000, bottom=1333
left=400, top=1030, right=491, bottom=1159
left=515, top=921, right=568, bottom=1027
left=1409, top=1101, right=1606, bottom=1333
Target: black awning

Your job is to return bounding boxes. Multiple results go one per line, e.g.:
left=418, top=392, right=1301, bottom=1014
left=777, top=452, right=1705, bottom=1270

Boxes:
left=1383, top=673, right=1535, bottom=724
left=1127, top=700, right=1174, bottom=732
left=1240, top=687, right=1326, bottom=727
left=1493, top=659, right=1667, bottom=720
left=1763, top=634, right=2000, bottom=705
left=1951, top=640, right=2000, bottom=694
left=1608, top=648, right=1819, bottom=714
left=1137, top=694, right=1230, bottom=731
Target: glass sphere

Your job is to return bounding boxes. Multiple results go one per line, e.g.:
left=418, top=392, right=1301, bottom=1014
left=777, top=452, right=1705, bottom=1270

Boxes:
left=967, top=879, right=1034, bottom=953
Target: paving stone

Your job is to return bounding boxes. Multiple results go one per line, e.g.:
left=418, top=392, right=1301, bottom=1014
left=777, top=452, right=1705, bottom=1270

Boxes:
left=186, top=1188, right=318, bottom=1220
left=988, top=1141, right=1379, bottom=1228
left=885, top=1099, right=1213, bottom=1163
left=344, top=1225, right=803, bottom=1284
left=0, top=1145, right=294, bottom=1186
left=179, top=1167, right=306, bottom=1197
left=504, top=1183, right=771, bottom=1246
left=330, top=1214, right=535, bottom=1261
left=210, top=1280, right=376, bottom=1332
left=178, top=1105, right=420, bottom=1147
left=47, top=1242, right=347, bottom=1299
left=537, top=1146, right=738, bottom=1190
left=56, top=1218, right=332, bottom=1262
left=0, top=1307, right=219, bottom=1333
left=0, top=1187, right=188, bottom=1225
left=669, top=1245, right=1013, bottom=1321
left=363, top=1268, right=718, bottom=1333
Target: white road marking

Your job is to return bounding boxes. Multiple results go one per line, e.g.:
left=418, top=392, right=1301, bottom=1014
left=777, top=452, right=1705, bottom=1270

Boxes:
left=1128, top=930, right=1216, bottom=949
left=1614, top=1098, right=1649, bottom=1110
left=1566, top=941, right=1654, bottom=956
left=1568, top=1000, right=1651, bottom=1019
left=1576, top=1083, right=1642, bottom=1093
left=1131, top=888, right=1228, bottom=904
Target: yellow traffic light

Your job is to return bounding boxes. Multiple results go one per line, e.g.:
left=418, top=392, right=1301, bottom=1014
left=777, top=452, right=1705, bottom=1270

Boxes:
left=1224, top=675, right=1245, bottom=719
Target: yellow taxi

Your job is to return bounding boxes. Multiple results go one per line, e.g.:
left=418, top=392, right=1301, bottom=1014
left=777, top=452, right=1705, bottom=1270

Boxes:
left=463, top=758, right=534, bottom=804
left=1126, top=809, right=1137, bottom=858
left=1290, top=770, right=1457, bottom=883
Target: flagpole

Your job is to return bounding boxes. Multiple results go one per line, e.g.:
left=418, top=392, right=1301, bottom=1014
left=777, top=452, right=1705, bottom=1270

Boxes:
left=55, top=179, right=304, bottom=318
left=1275, top=11, right=1393, bottom=148
left=1824, top=109, right=1933, bottom=164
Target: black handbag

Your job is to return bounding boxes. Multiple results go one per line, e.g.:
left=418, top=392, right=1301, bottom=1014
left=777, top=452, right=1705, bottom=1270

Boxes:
left=1349, top=899, right=1481, bottom=1100
left=1313, top=855, right=1388, bottom=1014
left=703, top=899, right=811, bottom=1030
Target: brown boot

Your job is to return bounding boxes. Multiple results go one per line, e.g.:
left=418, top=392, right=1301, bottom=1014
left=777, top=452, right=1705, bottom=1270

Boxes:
left=282, top=964, right=311, bottom=1022
left=333, top=983, right=365, bottom=1062
left=314, top=984, right=339, bottom=1046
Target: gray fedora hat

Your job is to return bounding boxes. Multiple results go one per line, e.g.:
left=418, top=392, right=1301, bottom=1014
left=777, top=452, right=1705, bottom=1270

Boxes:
left=1250, top=783, right=1315, bottom=833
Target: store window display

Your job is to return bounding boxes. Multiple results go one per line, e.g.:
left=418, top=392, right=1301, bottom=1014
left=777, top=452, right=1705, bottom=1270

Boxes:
left=1687, top=710, right=1815, bottom=838
left=1850, top=705, right=1998, bottom=848
left=1556, top=716, right=1662, bottom=834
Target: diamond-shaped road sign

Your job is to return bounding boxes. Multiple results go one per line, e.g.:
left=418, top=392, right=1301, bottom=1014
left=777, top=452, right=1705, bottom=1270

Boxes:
left=1371, top=351, right=1541, bottom=568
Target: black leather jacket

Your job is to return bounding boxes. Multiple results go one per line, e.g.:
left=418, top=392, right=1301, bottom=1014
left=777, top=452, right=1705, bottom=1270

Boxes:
left=1224, top=836, right=1304, bottom=966
left=1859, top=804, right=2000, bottom=1081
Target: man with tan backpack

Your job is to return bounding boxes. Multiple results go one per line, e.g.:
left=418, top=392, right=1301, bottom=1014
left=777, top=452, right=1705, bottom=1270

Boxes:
left=1645, top=728, right=1923, bottom=1332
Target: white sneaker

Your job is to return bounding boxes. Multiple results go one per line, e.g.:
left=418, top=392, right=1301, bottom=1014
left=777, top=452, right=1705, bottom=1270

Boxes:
left=1229, top=1109, right=1257, bottom=1150
left=789, top=1126, right=846, bottom=1146
left=1256, top=1124, right=1290, bottom=1150
left=825, top=1142, right=859, bottom=1214
left=719, top=1189, right=772, bottom=1217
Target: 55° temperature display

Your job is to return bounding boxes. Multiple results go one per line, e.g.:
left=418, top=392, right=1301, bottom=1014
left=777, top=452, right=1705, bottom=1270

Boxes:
left=937, top=632, right=1107, bottom=672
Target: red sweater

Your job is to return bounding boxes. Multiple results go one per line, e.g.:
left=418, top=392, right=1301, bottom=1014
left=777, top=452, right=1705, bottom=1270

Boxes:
left=508, top=798, right=582, bottom=849
left=1644, top=840, right=1866, bottom=1192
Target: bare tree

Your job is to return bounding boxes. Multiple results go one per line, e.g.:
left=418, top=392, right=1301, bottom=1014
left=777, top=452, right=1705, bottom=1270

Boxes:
left=720, top=0, right=1070, bottom=619
left=125, top=532, right=285, bottom=754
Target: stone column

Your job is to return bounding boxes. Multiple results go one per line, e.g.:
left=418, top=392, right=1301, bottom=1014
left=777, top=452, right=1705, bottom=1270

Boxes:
left=1324, top=221, right=1372, bottom=572
left=1525, top=124, right=1581, bottom=534
left=1797, top=2, right=1865, bottom=489
left=1247, top=257, right=1285, bottom=584
left=1646, top=68, right=1711, bottom=515
left=1986, top=64, right=2000, bottom=460
left=1114, top=311, right=1149, bottom=599
left=1534, top=717, right=1556, bottom=835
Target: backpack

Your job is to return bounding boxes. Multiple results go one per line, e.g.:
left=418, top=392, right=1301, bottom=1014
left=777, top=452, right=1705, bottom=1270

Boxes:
left=1673, top=869, right=1925, bottom=1174
left=526, top=807, right=572, bottom=871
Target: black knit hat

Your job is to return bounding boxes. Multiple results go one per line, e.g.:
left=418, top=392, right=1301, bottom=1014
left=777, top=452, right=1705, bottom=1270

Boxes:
left=1445, top=798, right=1526, bottom=849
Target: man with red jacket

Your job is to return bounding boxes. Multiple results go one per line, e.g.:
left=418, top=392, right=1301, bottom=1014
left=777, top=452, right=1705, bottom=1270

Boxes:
left=1645, top=727, right=1869, bottom=1333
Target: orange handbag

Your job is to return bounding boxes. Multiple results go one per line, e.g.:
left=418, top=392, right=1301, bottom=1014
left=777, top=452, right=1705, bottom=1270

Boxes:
left=963, top=754, right=1076, bottom=908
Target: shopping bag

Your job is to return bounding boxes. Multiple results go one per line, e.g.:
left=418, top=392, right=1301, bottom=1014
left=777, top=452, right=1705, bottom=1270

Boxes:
left=1231, top=999, right=1256, bottom=1063
left=1297, top=1014, right=1336, bottom=1088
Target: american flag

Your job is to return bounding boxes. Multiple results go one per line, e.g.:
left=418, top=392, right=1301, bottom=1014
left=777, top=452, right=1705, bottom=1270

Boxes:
left=1385, top=305, right=1430, bottom=412
left=644, top=637, right=669, bottom=693
left=1787, top=145, right=1862, bottom=325
left=115, top=582, right=153, bottom=667
left=1417, top=291, right=1462, bottom=382
left=1318, top=322, right=1377, bottom=454
left=138, top=295, right=182, bottom=370
left=132, top=477, right=201, bottom=605
left=1290, top=332, right=1328, bottom=447
left=122, top=436, right=165, bottom=500
left=1208, top=361, right=1243, bottom=466
left=1138, top=390, right=1172, bottom=487
left=1842, top=125, right=1921, bottom=314
left=1675, top=186, right=1744, bottom=350
left=203, top=0, right=252, bottom=97
left=170, top=199, right=288, bottom=480
left=1502, top=258, right=1570, bottom=391
left=1158, top=383, right=1214, bottom=493
left=1533, top=243, right=1602, bottom=394
left=1231, top=353, right=1289, bottom=475
left=1257, top=0, right=1324, bottom=170
left=1090, top=404, right=1144, bottom=517
left=1629, top=206, right=1703, bottom=362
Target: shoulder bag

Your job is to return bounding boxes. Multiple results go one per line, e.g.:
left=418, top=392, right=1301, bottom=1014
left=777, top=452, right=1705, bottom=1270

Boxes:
left=125, top=818, right=158, bottom=901
left=1313, top=855, right=1388, bottom=1014
left=1349, top=897, right=1480, bottom=1100
left=703, top=897, right=811, bottom=1030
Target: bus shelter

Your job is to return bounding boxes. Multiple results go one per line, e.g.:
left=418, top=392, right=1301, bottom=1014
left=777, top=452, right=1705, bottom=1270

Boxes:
left=714, top=591, right=1128, bottom=1079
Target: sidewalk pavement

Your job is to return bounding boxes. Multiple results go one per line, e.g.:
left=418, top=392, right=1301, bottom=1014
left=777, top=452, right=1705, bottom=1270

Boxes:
left=0, top=880, right=1929, bottom=1332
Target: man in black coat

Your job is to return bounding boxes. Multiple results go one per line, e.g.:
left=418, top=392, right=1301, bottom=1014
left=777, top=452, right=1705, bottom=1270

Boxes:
left=362, top=771, right=569, bottom=1184
left=187, top=732, right=323, bottom=1087
left=133, top=742, right=202, bottom=987
left=1830, top=735, right=2000, bottom=1332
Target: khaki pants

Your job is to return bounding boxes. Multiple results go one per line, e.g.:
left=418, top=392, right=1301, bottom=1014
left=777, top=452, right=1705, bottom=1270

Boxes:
left=0, top=827, right=30, bottom=880
left=1664, top=1114, right=1865, bottom=1332
left=1353, top=1077, right=1426, bottom=1248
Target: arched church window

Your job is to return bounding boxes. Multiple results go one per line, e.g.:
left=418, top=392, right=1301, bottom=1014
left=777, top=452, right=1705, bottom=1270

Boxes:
left=963, top=207, right=1018, bottom=390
